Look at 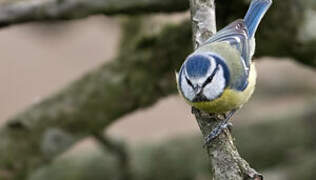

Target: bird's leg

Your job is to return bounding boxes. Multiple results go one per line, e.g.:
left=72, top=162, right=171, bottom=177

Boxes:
left=224, top=112, right=234, bottom=133
left=204, top=109, right=237, bottom=146
left=226, top=122, right=233, bottom=133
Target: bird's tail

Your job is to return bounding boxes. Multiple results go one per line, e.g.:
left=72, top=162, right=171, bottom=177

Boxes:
left=244, top=0, right=272, bottom=38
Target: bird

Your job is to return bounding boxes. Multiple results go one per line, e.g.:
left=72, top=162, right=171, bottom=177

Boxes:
left=176, top=0, right=272, bottom=144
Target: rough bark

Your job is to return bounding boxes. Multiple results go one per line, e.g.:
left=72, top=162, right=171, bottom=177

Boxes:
left=189, top=0, right=216, bottom=49
left=189, top=0, right=262, bottom=179
left=193, top=111, right=263, bottom=180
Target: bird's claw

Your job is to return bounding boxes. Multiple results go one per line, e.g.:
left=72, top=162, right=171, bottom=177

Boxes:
left=203, top=110, right=237, bottom=147
left=204, top=122, right=228, bottom=147
left=226, top=122, right=233, bottom=132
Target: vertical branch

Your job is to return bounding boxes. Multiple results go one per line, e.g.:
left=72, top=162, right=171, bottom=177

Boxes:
left=189, top=0, right=263, bottom=179
left=190, top=0, right=217, bottom=48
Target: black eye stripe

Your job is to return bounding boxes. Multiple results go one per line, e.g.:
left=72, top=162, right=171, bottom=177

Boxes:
left=202, top=64, right=220, bottom=88
left=185, top=76, right=194, bottom=88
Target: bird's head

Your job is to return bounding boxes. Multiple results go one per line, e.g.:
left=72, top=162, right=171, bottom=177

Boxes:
left=177, top=52, right=230, bottom=102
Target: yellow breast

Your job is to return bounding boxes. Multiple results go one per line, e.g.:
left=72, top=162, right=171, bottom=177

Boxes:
left=187, top=64, right=257, bottom=113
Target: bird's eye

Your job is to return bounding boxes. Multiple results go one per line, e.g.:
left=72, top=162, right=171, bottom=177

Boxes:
left=202, top=64, right=219, bottom=88
left=185, top=76, right=194, bottom=88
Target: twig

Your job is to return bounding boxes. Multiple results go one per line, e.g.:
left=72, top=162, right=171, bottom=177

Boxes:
left=189, top=0, right=263, bottom=179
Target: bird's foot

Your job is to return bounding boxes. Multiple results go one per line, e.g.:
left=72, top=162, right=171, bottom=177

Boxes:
left=204, top=121, right=230, bottom=146
left=203, top=110, right=237, bottom=147
left=226, top=122, right=233, bottom=132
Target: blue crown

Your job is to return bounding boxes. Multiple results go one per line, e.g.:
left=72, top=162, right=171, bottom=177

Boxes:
left=185, top=54, right=210, bottom=78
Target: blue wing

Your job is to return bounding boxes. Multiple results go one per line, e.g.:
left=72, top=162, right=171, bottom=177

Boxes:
left=202, top=20, right=250, bottom=91
left=199, top=0, right=272, bottom=91
left=244, top=0, right=272, bottom=38
left=203, top=19, right=251, bottom=69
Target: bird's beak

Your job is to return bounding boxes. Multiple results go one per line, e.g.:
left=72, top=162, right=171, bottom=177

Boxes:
left=194, top=85, right=202, bottom=95
left=192, top=86, right=208, bottom=102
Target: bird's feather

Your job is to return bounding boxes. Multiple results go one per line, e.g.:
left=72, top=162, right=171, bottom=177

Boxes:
left=244, top=0, right=272, bottom=38
left=203, top=20, right=251, bottom=70
left=189, top=63, right=257, bottom=113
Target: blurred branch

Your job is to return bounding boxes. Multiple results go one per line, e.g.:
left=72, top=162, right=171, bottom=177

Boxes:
left=0, top=0, right=315, bottom=178
left=29, top=107, right=316, bottom=180
left=0, top=0, right=314, bottom=66
left=214, top=0, right=316, bottom=67
left=0, top=18, right=192, bottom=179
left=0, top=0, right=314, bottom=67
left=93, top=133, right=130, bottom=180
left=190, top=0, right=262, bottom=179
left=253, top=0, right=316, bottom=67
left=0, top=0, right=189, bottom=27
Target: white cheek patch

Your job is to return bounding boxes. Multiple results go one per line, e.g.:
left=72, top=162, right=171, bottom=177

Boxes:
left=207, top=57, right=217, bottom=77
left=180, top=74, right=195, bottom=101
left=203, top=65, right=226, bottom=101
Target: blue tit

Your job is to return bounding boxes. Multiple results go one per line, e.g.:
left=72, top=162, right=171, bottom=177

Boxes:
left=176, top=0, right=272, bottom=114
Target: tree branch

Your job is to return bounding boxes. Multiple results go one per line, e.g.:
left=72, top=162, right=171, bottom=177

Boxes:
left=0, top=0, right=315, bottom=178
left=93, top=133, right=130, bottom=180
left=29, top=106, right=316, bottom=179
left=0, top=18, right=193, bottom=179
left=189, top=0, right=216, bottom=49
left=0, top=0, right=189, bottom=27
left=189, top=0, right=263, bottom=179
left=0, top=0, right=315, bottom=68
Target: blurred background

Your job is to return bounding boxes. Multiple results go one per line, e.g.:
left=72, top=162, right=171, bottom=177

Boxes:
left=1, top=0, right=316, bottom=180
